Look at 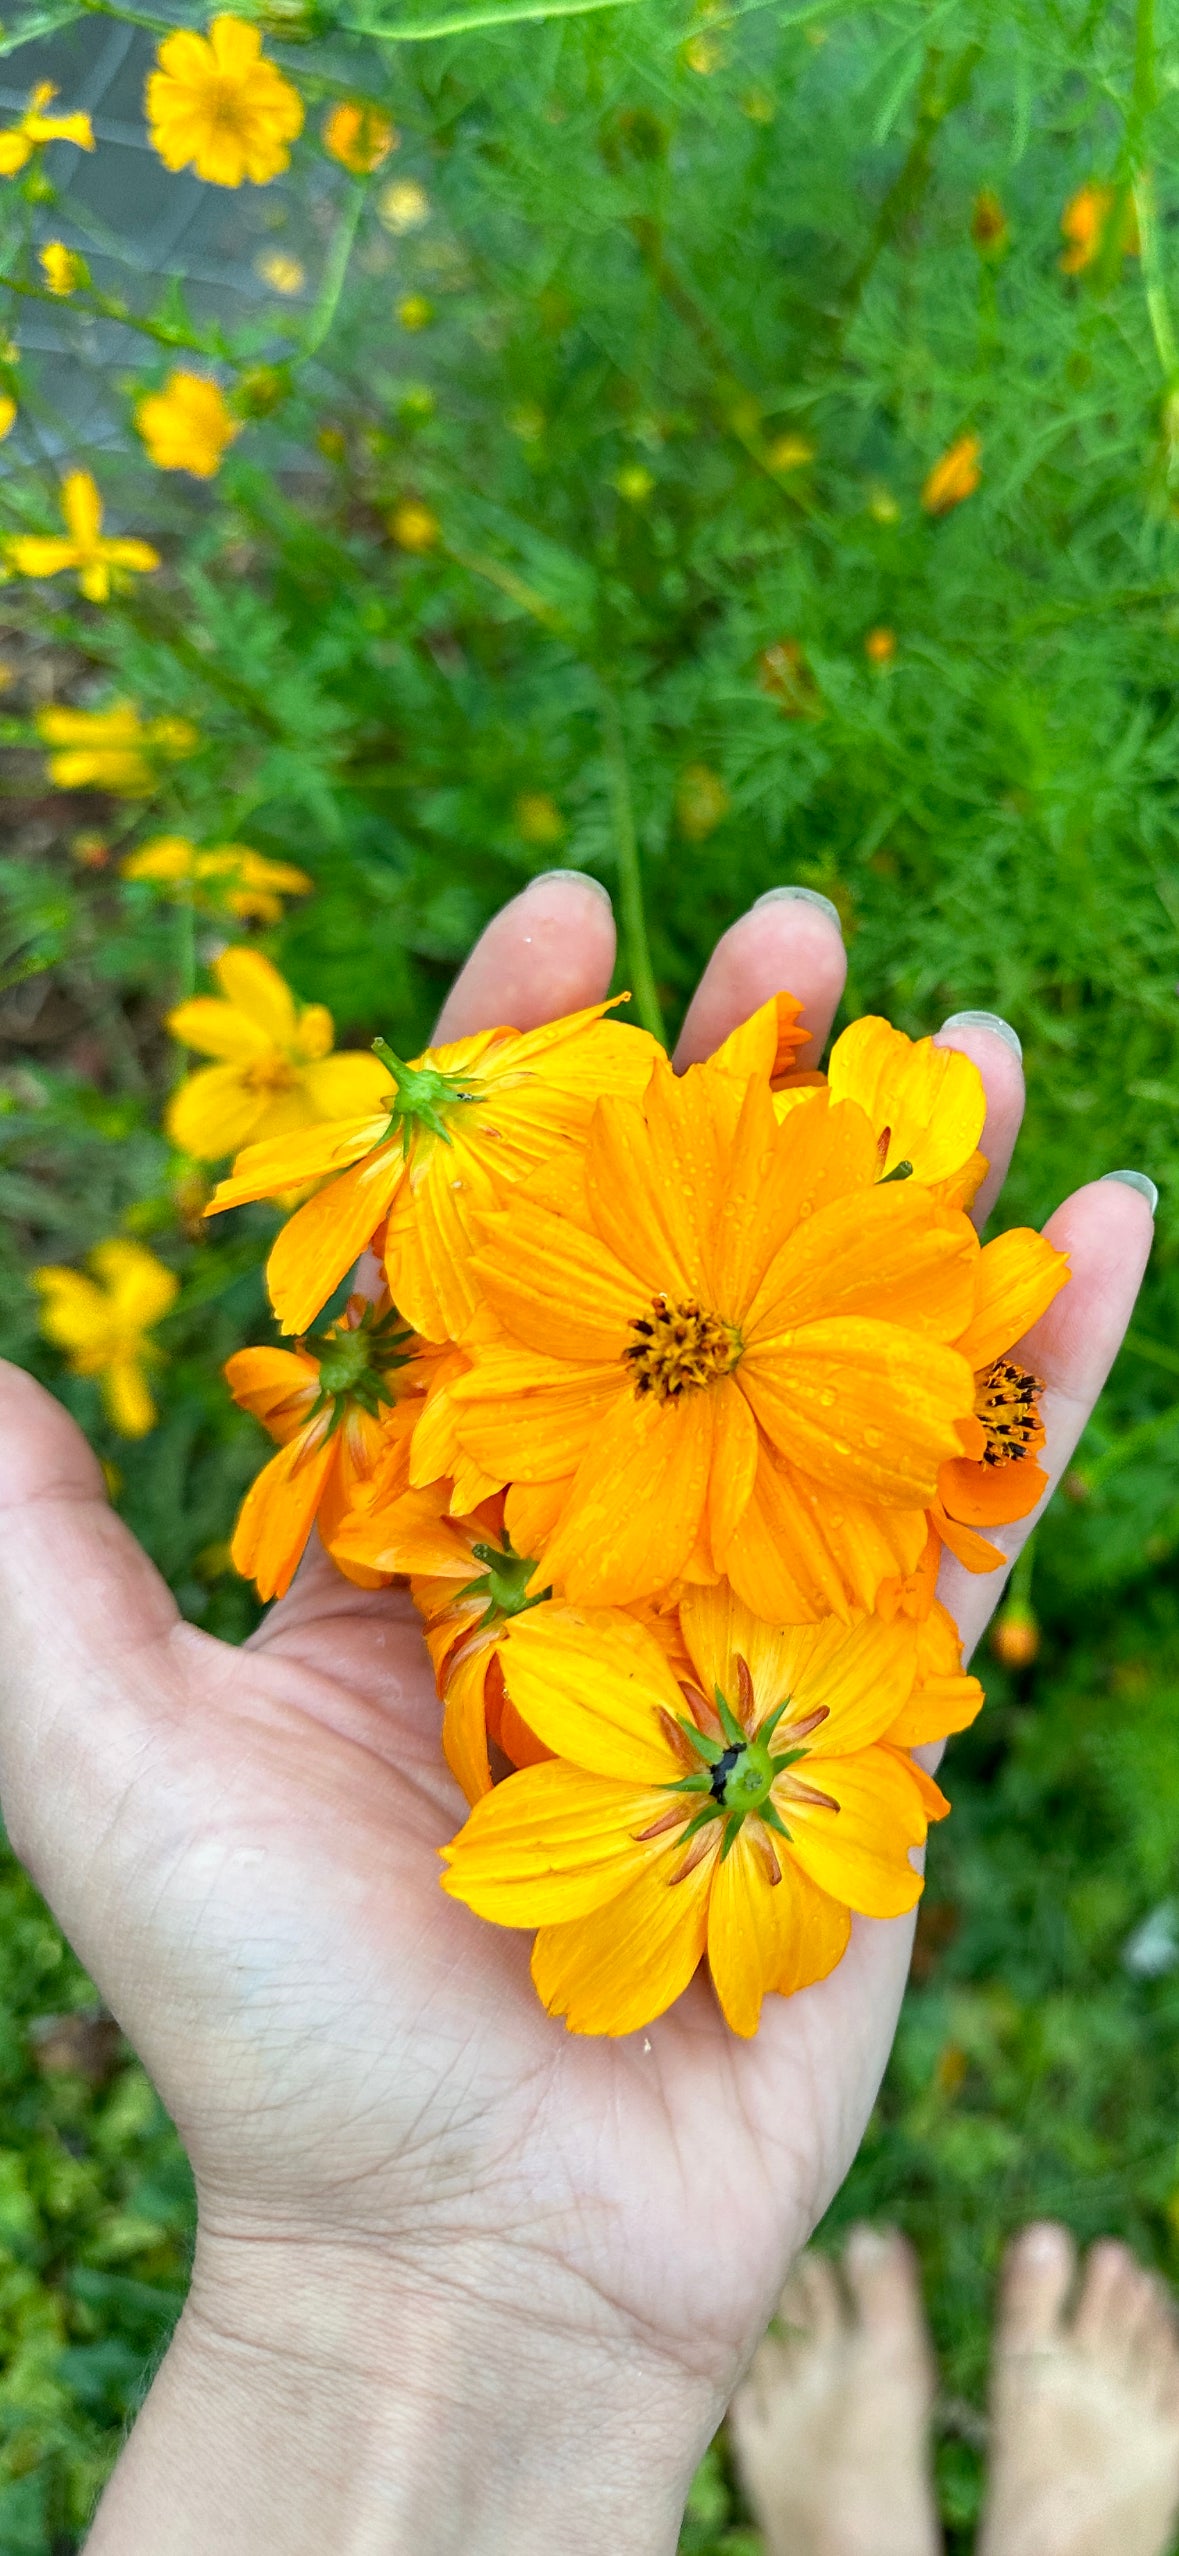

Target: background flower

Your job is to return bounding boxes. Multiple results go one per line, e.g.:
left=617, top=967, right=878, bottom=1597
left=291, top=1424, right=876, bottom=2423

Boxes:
left=33, top=1240, right=178, bottom=1436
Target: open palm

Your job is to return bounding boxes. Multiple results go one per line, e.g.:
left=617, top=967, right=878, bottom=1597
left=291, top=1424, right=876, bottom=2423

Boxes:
left=0, top=877, right=1154, bottom=2510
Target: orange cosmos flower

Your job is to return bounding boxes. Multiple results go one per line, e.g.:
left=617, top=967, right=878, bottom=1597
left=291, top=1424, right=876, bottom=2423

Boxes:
left=225, top=1294, right=438, bottom=1600
left=322, top=100, right=396, bottom=174
left=441, top=1587, right=947, bottom=2038
left=205, top=1002, right=662, bottom=1344
left=449, top=1061, right=979, bottom=1614
left=921, top=434, right=981, bottom=516
left=931, top=1225, right=1068, bottom=1572
left=1059, top=182, right=1138, bottom=275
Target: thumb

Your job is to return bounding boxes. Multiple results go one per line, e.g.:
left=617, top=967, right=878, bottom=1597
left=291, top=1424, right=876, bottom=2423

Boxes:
left=0, top=1360, right=183, bottom=1892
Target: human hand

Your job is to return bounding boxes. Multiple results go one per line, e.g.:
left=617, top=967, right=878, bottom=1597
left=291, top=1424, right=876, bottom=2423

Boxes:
left=0, top=877, right=1153, bottom=2553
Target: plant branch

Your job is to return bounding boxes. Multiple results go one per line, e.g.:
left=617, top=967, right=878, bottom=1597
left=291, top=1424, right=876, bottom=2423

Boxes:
left=597, top=684, right=664, bottom=1045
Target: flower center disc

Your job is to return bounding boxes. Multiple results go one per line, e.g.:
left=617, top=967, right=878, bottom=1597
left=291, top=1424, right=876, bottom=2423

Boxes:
left=623, top=1294, right=739, bottom=1403
left=974, top=1356, right=1045, bottom=1466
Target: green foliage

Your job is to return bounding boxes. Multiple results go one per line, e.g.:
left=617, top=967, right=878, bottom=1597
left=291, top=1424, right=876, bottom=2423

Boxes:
left=4, top=0, right=1179, bottom=2543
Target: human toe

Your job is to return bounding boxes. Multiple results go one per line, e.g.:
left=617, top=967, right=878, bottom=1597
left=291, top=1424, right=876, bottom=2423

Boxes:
left=997, top=2221, right=1075, bottom=2350
left=1072, top=2239, right=1159, bottom=2372
left=843, top=2225, right=932, bottom=2365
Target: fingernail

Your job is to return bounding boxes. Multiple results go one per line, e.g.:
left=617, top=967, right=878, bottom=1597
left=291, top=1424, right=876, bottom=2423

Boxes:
left=940, top=1009, right=1022, bottom=1060
left=1103, top=1169, right=1158, bottom=1213
left=753, top=885, right=843, bottom=934
left=527, top=868, right=613, bottom=906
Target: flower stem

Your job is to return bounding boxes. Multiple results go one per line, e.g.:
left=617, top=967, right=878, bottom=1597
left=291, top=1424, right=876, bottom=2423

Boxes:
left=598, top=685, right=665, bottom=1046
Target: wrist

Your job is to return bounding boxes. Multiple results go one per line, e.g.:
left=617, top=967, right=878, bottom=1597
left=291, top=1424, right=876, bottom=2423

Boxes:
left=87, top=2225, right=709, bottom=2554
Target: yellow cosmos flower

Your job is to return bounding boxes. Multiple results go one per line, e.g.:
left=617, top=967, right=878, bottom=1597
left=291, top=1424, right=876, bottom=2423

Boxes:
left=33, top=1239, right=178, bottom=1437
left=921, top=434, right=981, bottom=516
left=205, top=1001, right=662, bottom=1345
left=6, top=472, right=159, bottom=604
left=37, top=701, right=198, bottom=797
left=0, top=84, right=94, bottom=176
left=146, top=16, right=304, bottom=188
left=225, top=1295, right=440, bottom=1599
left=39, top=242, right=89, bottom=297
left=257, top=249, right=304, bottom=295
left=322, top=100, right=396, bottom=174
left=822, top=1014, right=988, bottom=1207
left=122, top=834, right=310, bottom=924
left=0, top=396, right=15, bottom=442
left=135, top=371, right=241, bottom=478
left=441, top=1588, right=948, bottom=2038
left=1060, top=182, right=1138, bottom=275
left=165, top=946, right=391, bottom=1163
left=447, top=1059, right=978, bottom=1615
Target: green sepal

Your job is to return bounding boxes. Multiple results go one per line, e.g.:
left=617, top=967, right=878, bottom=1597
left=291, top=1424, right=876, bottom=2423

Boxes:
left=676, top=1713, right=724, bottom=1765
left=760, top=1798, right=793, bottom=1841
left=713, top=1683, right=747, bottom=1748
left=758, top=1694, right=793, bottom=1746
left=878, top=1157, right=914, bottom=1184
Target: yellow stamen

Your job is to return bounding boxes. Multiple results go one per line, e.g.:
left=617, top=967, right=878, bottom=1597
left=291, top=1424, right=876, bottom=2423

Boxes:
left=974, top=1356, right=1045, bottom=1466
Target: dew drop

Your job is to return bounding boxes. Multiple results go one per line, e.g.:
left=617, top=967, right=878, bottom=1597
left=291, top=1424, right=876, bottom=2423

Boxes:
left=819, top=1388, right=835, bottom=1408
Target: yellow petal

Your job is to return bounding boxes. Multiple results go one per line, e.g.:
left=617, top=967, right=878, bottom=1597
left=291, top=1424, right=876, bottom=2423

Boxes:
left=102, top=1357, right=157, bottom=1437
left=89, top=1238, right=179, bottom=1327
left=956, top=1227, right=1070, bottom=1372
left=747, top=1185, right=977, bottom=1345
left=301, top=1051, right=394, bottom=1120
left=166, top=993, right=273, bottom=1063
left=165, top=1063, right=271, bottom=1161
left=530, top=1837, right=713, bottom=2035
left=266, top=1149, right=404, bottom=1334
left=212, top=945, right=299, bottom=1043
left=441, top=1637, right=497, bottom=1803
left=497, top=1605, right=684, bottom=1782
left=474, top=1194, right=639, bottom=1361
left=446, top=1341, right=615, bottom=1485
left=827, top=1015, right=986, bottom=1187
left=780, top=1746, right=928, bottom=1917
left=32, top=1266, right=109, bottom=1352
left=440, top=1760, right=668, bottom=1924
left=706, top=1826, right=849, bottom=2033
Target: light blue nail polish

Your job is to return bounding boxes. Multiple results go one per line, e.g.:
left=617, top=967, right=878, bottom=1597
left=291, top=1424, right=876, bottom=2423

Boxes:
left=528, top=868, right=613, bottom=905
left=940, top=1009, right=1022, bottom=1061
left=1103, top=1169, right=1158, bottom=1213
left=753, top=886, right=843, bottom=934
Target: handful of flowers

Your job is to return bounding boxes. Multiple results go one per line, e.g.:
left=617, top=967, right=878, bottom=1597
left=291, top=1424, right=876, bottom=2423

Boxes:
left=207, top=990, right=1067, bottom=2038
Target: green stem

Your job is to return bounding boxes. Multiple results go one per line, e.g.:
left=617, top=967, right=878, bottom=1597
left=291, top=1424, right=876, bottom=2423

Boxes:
left=598, top=686, right=664, bottom=1045
left=1133, top=168, right=1178, bottom=382
left=341, top=0, right=642, bottom=38
left=299, top=185, right=366, bottom=367
left=0, top=271, right=234, bottom=365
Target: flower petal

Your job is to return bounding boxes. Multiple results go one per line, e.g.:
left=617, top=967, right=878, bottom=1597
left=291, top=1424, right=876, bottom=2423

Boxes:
left=166, top=1062, right=272, bottom=1160
left=266, top=1150, right=404, bottom=1334
left=447, top=1341, right=616, bottom=1484
left=938, top=1449, right=1047, bottom=1526
left=741, top=1321, right=974, bottom=1506
left=473, top=1194, right=639, bottom=1361
left=747, top=1185, right=978, bottom=1345
left=827, top=1015, right=987, bottom=1187
left=779, top=1746, right=928, bottom=1917
left=166, top=994, right=272, bottom=1062
left=530, top=1832, right=713, bottom=2035
left=89, top=1239, right=179, bottom=1328
left=231, top=1426, right=337, bottom=1601
left=497, top=1604, right=684, bottom=1781
left=440, top=1760, right=669, bottom=1924
left=541, top=1383, right=714, bottom=1604
left=707, top=1825, right=848, bottom=2035
left=956, top=1227, right=1070, bottom=1372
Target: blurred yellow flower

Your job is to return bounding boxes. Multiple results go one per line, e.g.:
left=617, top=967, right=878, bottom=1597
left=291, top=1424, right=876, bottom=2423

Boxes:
left=388, top=499, right=438, bottom=551
left=615, top=462, right=654, bottom=502
left=0, top=396, right=14, bottom=441
left=146, top=15, right=303, bottom=188
left=323, top=100, right=396, bottom=174
left=257, top=249, right=304, bottom=294
left=676, top=762, right=729, bottom=840
left=6, top=472, right=159, bottom=603
left=514, top=791, right=564, bottom=845
left=37, top=701, right=198, bottom=796
left=39, top=241, right=88, bottom=296
left=1060, top=181, right=1138, bottom=274
left=865, top=625, right=897, bottom=664
left=921, top=433, right=981, bottom=516
left=166, top=945, right=392, bottom=1162
left=135, top=370, right=242, bottom=477
left=378, top=178, right=428, bottom=233
left=123, top=834, right=311, bottom=924
left=766, top=433, right=814, bottom=472
left=33, top=1239, right=178, bottom=1438
left=397, top=294, right=432, bottom=330
left=0, top=83, right=94, bottom=176
left=971, top=187, right=1008, bottom=254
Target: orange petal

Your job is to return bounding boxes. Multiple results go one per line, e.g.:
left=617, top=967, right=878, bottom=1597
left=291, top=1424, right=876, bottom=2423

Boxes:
left=939, top=1450, right=1047, bottom=1526
left=223, top=1343, right=318, bottom=1441
left=266, top=1150, right=404, bottom=1334
left=540, top=1383, right=714, bottom=1605
left=441, top=1637, right=498, bottom=1803
left=706, top=1373, right=760, bottom=1567
left=473, top=1193, right=640, bottom=1362
left=230, top=1427, right=337, bottom=1601
left=747, top=1184, right=977, bottom=1345
left=927, top=1496, right=1005, bottom=1574
left=448, top=1341, right=617, bottom=1484
left=530, top=1832, right=713, bottom=2035
left=707, top=1825, right=849, bottom=2034
left=741, top=1322, right=974, bottom=1507
left=701, top=989, right=808, bottom=1087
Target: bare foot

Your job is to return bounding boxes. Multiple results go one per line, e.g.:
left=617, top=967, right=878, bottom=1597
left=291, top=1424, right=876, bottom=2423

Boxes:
left=729, top=2226, right=942, bottom=2556
left=978, top=2222, right=1179, bottom=2556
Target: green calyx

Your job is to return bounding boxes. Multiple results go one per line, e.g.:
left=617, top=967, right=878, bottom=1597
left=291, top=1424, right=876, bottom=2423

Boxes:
left=666, top=1685, right=798, bottom=1857
left=306, top=1303, right=412, bottom=1428
left=878, top=1157, right=914, bottom=1185
left=459, top=1534, right=550, bottom=1629
left=372, top=1038, right=479, bottom=1156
